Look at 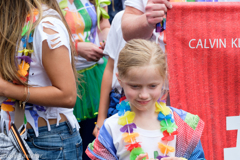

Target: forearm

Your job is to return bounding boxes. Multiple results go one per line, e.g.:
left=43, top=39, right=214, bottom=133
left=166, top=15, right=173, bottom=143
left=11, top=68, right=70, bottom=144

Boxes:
left=98, top=27, right=110, bottom=42
left=1, top=80, right=76, bottom=108
left=97, top=6, right=110, bottom=42
left=97, top=60, right=113, bottom=126
left=122, top=11, right=154, bottom=41
left=97, top=72, right=112, bottom=124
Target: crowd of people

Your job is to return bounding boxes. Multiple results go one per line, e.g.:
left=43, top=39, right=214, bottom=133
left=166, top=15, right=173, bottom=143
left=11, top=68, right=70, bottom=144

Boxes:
left=1, top=0, right=234, bottom=159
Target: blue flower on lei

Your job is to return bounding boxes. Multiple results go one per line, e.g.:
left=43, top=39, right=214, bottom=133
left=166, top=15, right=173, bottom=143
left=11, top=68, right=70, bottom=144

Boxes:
left=21, top=33, right=33, bottom=48
left=116, top=101, right=131, bottom=116
left=158, top=112, right=174, bottom=123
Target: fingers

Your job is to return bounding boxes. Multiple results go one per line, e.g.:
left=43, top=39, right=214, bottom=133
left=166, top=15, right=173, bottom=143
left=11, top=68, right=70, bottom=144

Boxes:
left=146, top=3, right=168, bottom=13
left=94, top=47, right=104, bottom=57
left=100, top=41, right=106, bottom=50
left=86, top=47, right=104, bottom=62
left=145, top=0, right=171, bottom=27
left=136, top=153, right=148, bottom=160
left=152, top=0, right=172, bottom=9
left=145, top=10, right=165, bottom=24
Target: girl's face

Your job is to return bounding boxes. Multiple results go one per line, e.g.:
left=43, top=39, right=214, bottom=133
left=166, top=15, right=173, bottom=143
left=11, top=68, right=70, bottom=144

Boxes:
left=118, top=65, right=164, bottom=113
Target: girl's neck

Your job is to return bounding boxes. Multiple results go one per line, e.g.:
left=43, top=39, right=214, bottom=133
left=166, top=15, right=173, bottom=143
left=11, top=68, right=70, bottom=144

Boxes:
left=131, top=106, right=156, bottom=118
left=131, top=104, right=160, bottom=130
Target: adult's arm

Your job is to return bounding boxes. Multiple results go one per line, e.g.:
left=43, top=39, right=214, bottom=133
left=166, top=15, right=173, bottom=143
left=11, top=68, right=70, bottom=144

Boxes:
left=0, top=25, right=76, bottom=108
left=121, top=0, right=172, bottom=41
left=98, top=6, right=111, bottom=43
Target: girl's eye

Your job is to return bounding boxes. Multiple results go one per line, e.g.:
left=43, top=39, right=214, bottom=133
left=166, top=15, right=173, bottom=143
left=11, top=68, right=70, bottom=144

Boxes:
left=130, top=85, right=139, bottom=88
left=150, top=85, right=157, bottom=88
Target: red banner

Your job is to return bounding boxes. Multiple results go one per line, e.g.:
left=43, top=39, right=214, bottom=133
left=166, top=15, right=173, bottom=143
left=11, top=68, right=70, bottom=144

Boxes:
left=166, top=2, right=240, bottom=160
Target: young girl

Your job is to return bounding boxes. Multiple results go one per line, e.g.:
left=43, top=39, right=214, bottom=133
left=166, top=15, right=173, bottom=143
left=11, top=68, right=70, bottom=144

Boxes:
left=86, top=39, right=205, bottom=160
left=0, top=0, right=81, bottom=159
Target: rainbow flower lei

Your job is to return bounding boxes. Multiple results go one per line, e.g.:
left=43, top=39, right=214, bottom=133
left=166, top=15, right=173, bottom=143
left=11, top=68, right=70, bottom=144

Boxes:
left=1, top=11, right=38, bottom=129
left=116, top=100, right=187, bottom=160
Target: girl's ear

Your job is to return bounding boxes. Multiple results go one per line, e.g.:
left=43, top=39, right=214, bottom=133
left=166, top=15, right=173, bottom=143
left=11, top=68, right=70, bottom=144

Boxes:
left=116, top=72, right=123, bottom=86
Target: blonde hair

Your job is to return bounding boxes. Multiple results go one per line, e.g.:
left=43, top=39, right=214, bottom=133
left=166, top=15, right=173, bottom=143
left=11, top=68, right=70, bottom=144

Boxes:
left=0, top=0, right=77, bottom=85
left=117, top=39, right=167, bottom=85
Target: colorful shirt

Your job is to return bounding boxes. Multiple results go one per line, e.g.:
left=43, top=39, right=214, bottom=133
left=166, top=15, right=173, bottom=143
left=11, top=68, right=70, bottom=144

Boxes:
left=58, top=0, right=103, bottom=70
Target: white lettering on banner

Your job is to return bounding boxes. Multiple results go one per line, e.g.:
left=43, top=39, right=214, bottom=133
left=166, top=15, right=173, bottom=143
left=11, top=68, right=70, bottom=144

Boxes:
left=224, top=116, right=240, bottom=160
left=209, top=39, right=217, bottom=48
left=196, top=39, right=203, bottom=48
left=220, top=39, right=226, bottom=48
left=189, top=39, right=196, bottom=48
left=187, top=38, right=240, bottom=49
left=189, top=39, right=226, bottom=49
left=232, top=38, right=238, bottom=48
left=204, top=39, right=209, bottom=48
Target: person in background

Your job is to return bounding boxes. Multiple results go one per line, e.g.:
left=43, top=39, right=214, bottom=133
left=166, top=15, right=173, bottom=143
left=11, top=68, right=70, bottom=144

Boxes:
left=92, top=11, right=126, bottom=137
left=108, top=0, right=126, bottom=23
left=57, top=0, right=110, bottom=159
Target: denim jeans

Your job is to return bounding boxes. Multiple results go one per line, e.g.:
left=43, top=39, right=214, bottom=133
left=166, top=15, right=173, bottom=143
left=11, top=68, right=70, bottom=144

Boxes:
left=26, top=121, right=83, bottom=160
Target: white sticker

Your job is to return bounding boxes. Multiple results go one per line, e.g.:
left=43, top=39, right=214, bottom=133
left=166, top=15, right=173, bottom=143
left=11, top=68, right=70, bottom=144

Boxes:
left=224, top=116, right=240, bottom=160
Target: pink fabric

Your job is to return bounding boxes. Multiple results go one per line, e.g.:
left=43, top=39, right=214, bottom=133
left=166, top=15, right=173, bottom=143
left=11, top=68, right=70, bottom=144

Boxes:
left=86, top=133, right=116, bottom=159
left=166, top=2, right=240, bottom=160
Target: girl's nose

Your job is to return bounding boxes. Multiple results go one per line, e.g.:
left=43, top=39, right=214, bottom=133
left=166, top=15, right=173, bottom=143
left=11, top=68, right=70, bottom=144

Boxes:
left=139, top=89, right=149, bottom=99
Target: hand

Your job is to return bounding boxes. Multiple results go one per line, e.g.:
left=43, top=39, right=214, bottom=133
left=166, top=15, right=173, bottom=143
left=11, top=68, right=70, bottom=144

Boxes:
left=76, top=42, right=104, bottom=62
left=145, top=0, right=172, bottom=28
left=92, top=125, right=99, bottom=137
left=136, top=153, right=148, bottom=160
left=92, top=119, right=105, bottom=137
left=99, top=41, right=106, bottom=50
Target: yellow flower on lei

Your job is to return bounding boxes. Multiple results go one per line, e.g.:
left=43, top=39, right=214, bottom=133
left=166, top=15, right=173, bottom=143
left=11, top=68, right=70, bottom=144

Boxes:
left=155, top=102, right=171, bottom=115
left=122, top=132, right=139, bottom=143
left=118, top=111, right=135, bottom=126
left=158, top=142, right=175, bottom=154
left=180, top=158, right=188, bottom=160
left=18, top=49, right=34, bottom=56
left=18, top=61, right=30, bottom=76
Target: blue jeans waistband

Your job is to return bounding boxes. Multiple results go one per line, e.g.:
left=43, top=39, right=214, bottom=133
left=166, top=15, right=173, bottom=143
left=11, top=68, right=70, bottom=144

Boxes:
left=27, top=121, right=74, bottom=138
